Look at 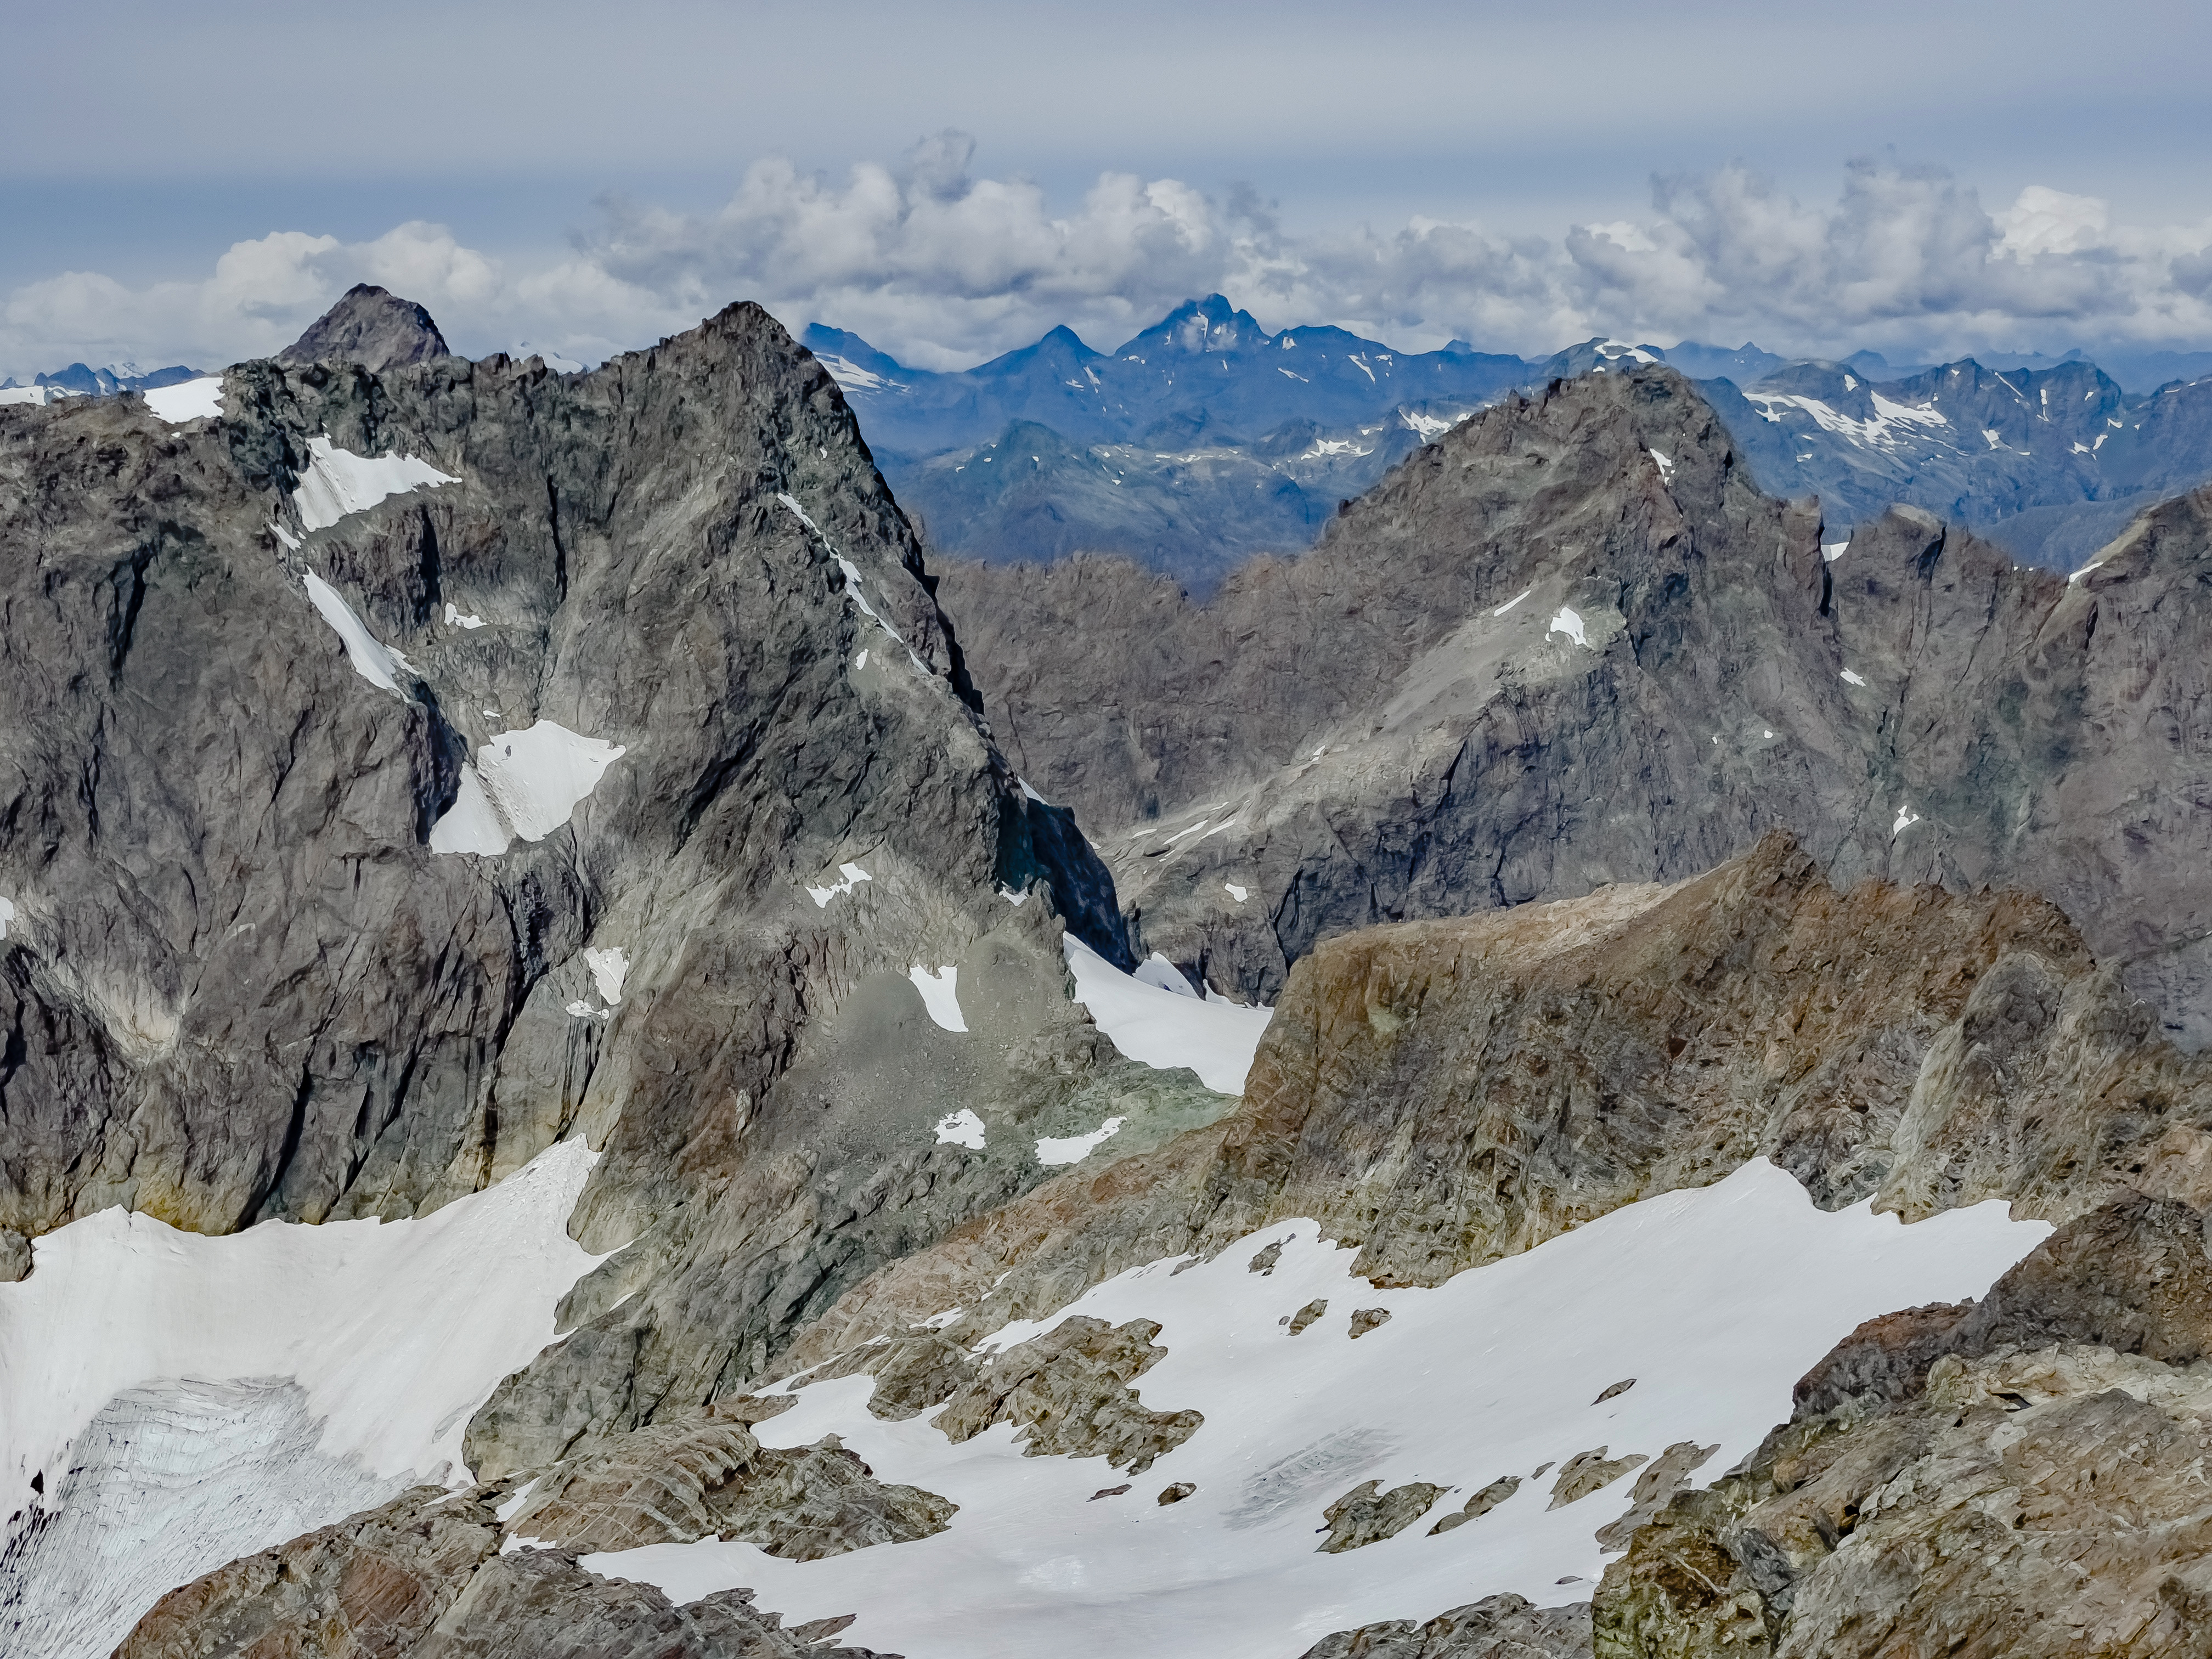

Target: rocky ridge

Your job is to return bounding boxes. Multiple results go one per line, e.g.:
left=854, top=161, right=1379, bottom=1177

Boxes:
left=938, top=366, right=2212, bottom=1048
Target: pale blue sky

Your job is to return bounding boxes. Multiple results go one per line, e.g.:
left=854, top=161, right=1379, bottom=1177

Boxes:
left=5, top=0, right=2210, bottom=375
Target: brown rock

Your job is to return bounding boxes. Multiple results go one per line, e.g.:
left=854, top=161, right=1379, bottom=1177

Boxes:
left=1297, top=1592, right=1592, bottom=1658
left=1550, top=1448, right=1649, bottom=1509
left=930, top=1315, right=1201, bottom=1474
left=1429, top=1477, right=1521, bottom=1535
left=1288, top=1298, right=1330, bottom=1334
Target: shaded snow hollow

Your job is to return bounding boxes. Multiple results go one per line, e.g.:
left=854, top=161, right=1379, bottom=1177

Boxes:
left=580, top=1161, right=2049, bottom=1659
left=1063, top=934, right=1272, bottom=1096
left=430, top=721, right=628, bottom=856
left=0, top=1141, right=602, bottom=1659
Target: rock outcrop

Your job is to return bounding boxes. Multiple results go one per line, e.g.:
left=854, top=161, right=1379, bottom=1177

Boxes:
left=1297, top=1593, right=1593, bottom=1658
left=938, top=367, right=2212, bottom=1049
left=278, top=283, right=454, bottom=371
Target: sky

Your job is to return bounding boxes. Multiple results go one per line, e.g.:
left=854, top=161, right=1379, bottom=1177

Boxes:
left=5, top=0, right=2211, bottom=381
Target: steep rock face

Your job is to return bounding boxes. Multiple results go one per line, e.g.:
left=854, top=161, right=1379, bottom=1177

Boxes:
left=0, top=296, right=1190, bottom=1645
left=279, top=283, right=453, bottom=371
left=1297, top=1593, right=1592, bottom=1658
left=771, top=834, right=2205, bottom=1375
left=939, top=368, right=2212, bottom=1047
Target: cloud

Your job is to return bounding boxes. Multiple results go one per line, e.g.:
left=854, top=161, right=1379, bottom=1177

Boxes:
left=6, top=140, right=2211, bottom=383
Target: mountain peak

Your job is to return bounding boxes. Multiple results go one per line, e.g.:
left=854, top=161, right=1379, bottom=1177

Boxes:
left=1121, top=295, right=1272, bottom=357
left=279, top=285, right=451, bottom=374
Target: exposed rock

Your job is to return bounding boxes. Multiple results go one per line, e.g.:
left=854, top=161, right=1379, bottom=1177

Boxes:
left=413, top=1548, right=894, bottom=1659
left=1787, top=1301, right=1973, bottom=1418
left=0, top=1229, right=27, bottom=1283
left=930, top=1314, right=1202, bottom=1473
left=817, top=1329, right=980, bottom=1421
left=1088, top=1483, right=1131, bottom=1500
left=115, top=1485, right=501, bottom=1659
left=279, top=284, right=453, bottom=372
left=939, top=368, right=2212, bottom=1050
left=1593, top=1344, right=2212, bottom=1659
left=1288, top=1298, right=1329, bottom=1334
left=1156, top=1482, right=1195, bottom=1505
left=500, top=1413, right=953, bottom=1560
left=1593, top=1442, right=1718, bottom=1553
left=1594, top=1379, right=1635, bottom=1403
left=1428, top=1476, right=1521, bottom=1534
left=1297, top=1592, right=1593, bottom=1658
left=770, top=833, right=2211, bottom=1378
left=1318, top=1479, right=1446, bottom=1551
left=1348, top=1308, right=1392, bottom=1338
left=1550, top=1448, right=1648, bottom=1509
left=1249, top=1239, right=1285, bottom=1273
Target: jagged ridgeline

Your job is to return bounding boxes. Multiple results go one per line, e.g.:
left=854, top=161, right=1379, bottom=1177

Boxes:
left=4, top=289, right=2212, bottom=1659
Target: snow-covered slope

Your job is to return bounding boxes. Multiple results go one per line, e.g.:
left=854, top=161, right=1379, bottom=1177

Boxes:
left=1064, top=933, right=1272, bottom=1094
left=0, top=1142, right=602, bottom=1659
left=580, top=1160, right=2047, bottom=1659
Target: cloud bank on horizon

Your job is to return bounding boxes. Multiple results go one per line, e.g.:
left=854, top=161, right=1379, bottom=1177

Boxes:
left=7, top=132, right=2211, bottom=383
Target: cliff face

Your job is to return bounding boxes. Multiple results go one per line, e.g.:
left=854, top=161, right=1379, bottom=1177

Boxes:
left=939, top=367, right=2212, bottom=1047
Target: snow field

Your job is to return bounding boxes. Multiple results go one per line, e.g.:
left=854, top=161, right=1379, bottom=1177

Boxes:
left=142, top=376, right=224, bottom=423
left=583, top=1159, right=2049, bottom=1659
left=0, top=1141, right=603, bottom=1655
left=429, top=720, right=628, bottom=855
left=1063, top=934, right=1273, bottom=1095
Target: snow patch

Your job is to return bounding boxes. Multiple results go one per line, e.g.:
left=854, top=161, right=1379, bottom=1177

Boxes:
left=1036, top=1116, right=1127, bottom=1167
left=0, top=895, right=14, bottom=939
left=583, top=946, right=629, bottom=1006
left=1893, top=804, right=1921, bottom=836
left=934, top=1108, right=986, bottom=1150
left=910, top=964, right=968, bottom=1032
left=429, top=722, right=627, bottom=856
left=806, top=862, right=874, bottom=907
left=292, top=436, right=456, bottom=532
left=778, top=493, right=931, bottom=673
left=1840, top=669, right=1868, bottom=686
left=1547, top=607, right=1590, bottom=649
left=1064, top=934, right=1272, bottom=1095
left=1492, top=588, right=1532, bottom=617
left=582, top=1160, right=2046, bottom=1659
left=1225, top=883, right=1249, bottom=904
left=302, top=572, right=411, bottom=692
left=143, top=375, right=223, bottom=424
left=1647, top=448, right=1674, bottom=482
left=443, top=602, right=486, bottom=629
left=1821, top=541, right=1849, bottom=562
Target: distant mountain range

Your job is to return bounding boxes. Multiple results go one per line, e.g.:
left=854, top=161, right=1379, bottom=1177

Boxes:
left=810, top=297, right=2212, bottom=582
left=0, top=360, right=203, bottom=400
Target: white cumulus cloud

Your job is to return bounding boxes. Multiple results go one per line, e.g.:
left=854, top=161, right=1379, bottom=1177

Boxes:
left=5, top=142, right=2210, bottom=383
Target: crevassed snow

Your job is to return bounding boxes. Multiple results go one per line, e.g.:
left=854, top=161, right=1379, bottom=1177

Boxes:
left=1134, top=953, right=1200, bottom=998
left=302, top=571, right=411, bottom=692
left=292, top=436, right=457, bottom=532
left=1841, top=669, right=1869, bottom=686
left=1036, top=1116, right=1127, bottom=1167
left=807, top=862, right=874, bottom=907
left=935, top=1108, right=987, bottom=1150
left=430, top=722, right=628, bottom=856
left=444, top=602, right=486, bottom=629
left=1492, top=588, right=1532, bottom=617
left=143, top=375, right=223, bottom=423
left=582, top=1159, right=2046, bottom=1659
left=584, top=946, right=629, bottom=1005
left=1064, top=935, right=1272, bottom=1095
left=0, top=1140, right=601, bottom=1659
left=910, top=964, right=969, bottom=1032
left=1547, top=607, right=1589, bottom=649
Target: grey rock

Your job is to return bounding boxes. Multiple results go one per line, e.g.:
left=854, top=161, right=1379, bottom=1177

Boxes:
left=1427, top=1476, right=1520, bottom=1535
left=1287, top=1297, right=1328, bottom=1334
left=930, top=1314, right=1202, bottom=1474
left=499, top=1412, right=952, bottom=1560
left=1593, top=1441, right=1718, bottom=1553
left=279, top=284, right=452, bottom=371
left=1297, top=1592, right=1592, bottom=1659
left=1549, top=1448, right=1647, bottom=1509
left=1318, top=1479, right=1446, bottom=1551
left=1348, top=1308, right=1391, bottom=1338
left=938, top=368, right=2212, bottom=1051
left=1156, top=1482, right=1195, bottom=1505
